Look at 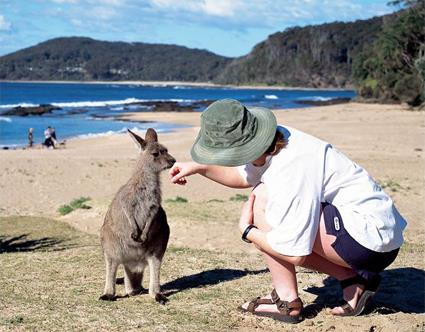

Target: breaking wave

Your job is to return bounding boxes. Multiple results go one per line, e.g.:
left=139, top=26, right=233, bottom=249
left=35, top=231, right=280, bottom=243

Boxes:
left=0, top=98, right=194, bottom=109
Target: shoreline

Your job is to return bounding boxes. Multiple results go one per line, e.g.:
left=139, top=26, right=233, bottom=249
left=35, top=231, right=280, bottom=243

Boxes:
left=0, top=80, right=354, bottom=91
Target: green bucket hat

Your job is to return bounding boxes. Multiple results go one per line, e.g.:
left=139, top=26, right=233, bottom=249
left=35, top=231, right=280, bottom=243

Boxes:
left=191, top=99, right=277, bottom=166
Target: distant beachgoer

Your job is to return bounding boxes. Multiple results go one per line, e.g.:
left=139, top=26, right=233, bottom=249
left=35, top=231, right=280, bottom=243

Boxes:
left=28, top=128, right=34, bottom=148
left=43, top=126, right=55, bottom=149
left=50, top=127, right=58, bottom=146
left=51, top=127, right=57, bottom=141
left=169, top=99, right=407, bottom=323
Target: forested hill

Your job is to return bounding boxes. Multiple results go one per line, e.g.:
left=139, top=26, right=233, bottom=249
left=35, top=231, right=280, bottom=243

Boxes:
left=0, top=37, right=232, bottom=82
left=0, top=14, right=389, bottom=87
left=215, top=16, right=386, bottom=88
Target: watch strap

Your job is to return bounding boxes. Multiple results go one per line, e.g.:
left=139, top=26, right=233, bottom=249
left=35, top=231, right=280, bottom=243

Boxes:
left=242, top=224, right=258, bottom=243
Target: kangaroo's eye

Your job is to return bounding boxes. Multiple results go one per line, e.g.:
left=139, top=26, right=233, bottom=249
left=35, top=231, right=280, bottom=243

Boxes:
left=152, top=152, right=159, bottom=157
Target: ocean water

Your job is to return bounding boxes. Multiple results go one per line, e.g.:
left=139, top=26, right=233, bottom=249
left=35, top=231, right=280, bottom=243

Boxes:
left=0, top=82, right=355, bottom=147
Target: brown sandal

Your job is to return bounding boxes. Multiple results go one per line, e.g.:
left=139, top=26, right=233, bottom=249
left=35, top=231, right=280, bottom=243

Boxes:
left=239, top=289, right=303, bottom=324
left=334, top=275, right=381, bottom=317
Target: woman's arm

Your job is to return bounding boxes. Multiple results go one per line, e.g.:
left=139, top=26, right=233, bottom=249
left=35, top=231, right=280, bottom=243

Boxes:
left=169, top=161, right=251, bottom=189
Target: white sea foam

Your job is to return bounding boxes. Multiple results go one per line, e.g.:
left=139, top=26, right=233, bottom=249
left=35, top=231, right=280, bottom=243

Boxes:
left=0, top=116, right=12, bottom=122
left=51, top=98, right=144, bottom=108
left=173, top=86, right=192, bottom=89
left=299, top=96, right=334, bottom=101
left=75, top=130, right=120, bottom=139
left=0, top=103, right=38, bottom=109
left=74, top=126, right=167, bottom=140
left=265, top=95, right=278, bottom=99
left=0, top=98, right=194, bottom=109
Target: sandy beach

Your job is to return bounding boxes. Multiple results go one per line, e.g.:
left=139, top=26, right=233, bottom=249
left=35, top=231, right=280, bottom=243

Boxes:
left=0, top=102, right=424, bottom=330
left=1, top=102, right=423, bottom=240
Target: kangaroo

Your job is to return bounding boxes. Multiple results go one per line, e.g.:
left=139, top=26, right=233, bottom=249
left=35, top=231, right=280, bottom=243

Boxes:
left=99, top=128, right=175, bottom=304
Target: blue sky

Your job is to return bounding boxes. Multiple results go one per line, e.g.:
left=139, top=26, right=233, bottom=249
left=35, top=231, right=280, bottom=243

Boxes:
left=0, top=0, right=399, bottom=57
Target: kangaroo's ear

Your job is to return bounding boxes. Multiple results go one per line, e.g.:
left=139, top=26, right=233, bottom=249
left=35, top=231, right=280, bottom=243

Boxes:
left=128, top=129, right=146, bottom=150
left=145, top=128, right=158, bottom=142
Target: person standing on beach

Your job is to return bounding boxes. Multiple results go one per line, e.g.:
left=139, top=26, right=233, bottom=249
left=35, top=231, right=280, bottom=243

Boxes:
left=28, top=128, right=34, bottom=148
left=43, top=126, right=55, bottom=149
left=169, top=99, right=406, bottom=323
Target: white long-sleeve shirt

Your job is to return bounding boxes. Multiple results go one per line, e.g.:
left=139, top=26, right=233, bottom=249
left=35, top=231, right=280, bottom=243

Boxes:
left=238, top=125, right=406, bottom=256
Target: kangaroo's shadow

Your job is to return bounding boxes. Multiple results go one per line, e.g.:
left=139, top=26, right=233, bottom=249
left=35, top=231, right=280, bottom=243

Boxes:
left=0, top=234, right=71, bottom=253
left=161, top=268, right=268, bottom=297
left=303, top=267, right=425, bottom=317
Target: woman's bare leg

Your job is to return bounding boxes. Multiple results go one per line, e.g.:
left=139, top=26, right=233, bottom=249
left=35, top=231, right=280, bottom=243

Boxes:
left=312, top=212, right=366, bottom=314
left=245, top=183, right=364, bottom=315
left=240, top=184, right=299, bottom=315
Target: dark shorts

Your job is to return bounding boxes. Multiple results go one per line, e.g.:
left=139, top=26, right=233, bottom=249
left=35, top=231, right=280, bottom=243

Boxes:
left=322, top=203, right=399, bottom=281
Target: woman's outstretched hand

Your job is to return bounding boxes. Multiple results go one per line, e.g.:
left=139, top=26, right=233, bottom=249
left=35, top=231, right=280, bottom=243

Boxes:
left=239, top=192, right=256, bottom=234
left=169, top=162, right=203, bottom=185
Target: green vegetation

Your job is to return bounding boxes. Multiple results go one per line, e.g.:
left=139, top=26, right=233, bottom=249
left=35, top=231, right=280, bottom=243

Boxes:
left=353, top=0, right=425, bottom=106
left=379, top=179, right=411, bottom=193
left=215, top=16, right=385, bottom=88
left=229, top=194, right=249, bottom=202
left=165, top=196, right=188, bottom=203
left=207, top=199, right=225, bottom=203
left=0, top=37, right=230, bottom=82
left=58, top=196, right=91, bottom=215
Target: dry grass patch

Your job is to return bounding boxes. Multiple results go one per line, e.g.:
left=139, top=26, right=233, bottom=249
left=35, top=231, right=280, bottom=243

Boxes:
left=0, top=214, right=424, bottom=332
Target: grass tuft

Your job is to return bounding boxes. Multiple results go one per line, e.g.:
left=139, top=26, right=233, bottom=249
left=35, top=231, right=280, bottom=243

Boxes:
left=379, top=179, right=404, bottom=193
left=229, top=194, right=248, bottom=202
left=166, top=196, right=188, bottom=203
left=58, top=196, right=91, bottom=215
left=207, top=199, right=225, bottom=203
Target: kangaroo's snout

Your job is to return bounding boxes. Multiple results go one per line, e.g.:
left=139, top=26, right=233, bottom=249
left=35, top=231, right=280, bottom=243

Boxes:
left=167, top=156, right=176, bottom=168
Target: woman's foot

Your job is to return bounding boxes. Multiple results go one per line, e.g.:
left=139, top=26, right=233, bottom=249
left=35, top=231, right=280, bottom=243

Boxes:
left=239, top=290, right=303, bottom=323
left=331, top=283, right=365, bottom=315
left=240, top=295, right=302, bottom=317
left=331, top=275, right=380, bottom=316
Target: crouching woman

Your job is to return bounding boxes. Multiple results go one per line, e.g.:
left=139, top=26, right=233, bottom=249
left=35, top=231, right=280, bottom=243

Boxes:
left=169, top=99, right=407, bottom=323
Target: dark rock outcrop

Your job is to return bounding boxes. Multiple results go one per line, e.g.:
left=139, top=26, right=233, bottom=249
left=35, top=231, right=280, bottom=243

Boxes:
left=126, top=100, right=214, bottom=112
left=3, top=104, right=61, bottom=116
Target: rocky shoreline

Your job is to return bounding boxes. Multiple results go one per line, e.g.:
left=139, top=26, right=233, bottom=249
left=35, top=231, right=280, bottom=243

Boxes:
left=1, top=100, right=215, bottom=117
left=2, top=104, right=62, bottom=116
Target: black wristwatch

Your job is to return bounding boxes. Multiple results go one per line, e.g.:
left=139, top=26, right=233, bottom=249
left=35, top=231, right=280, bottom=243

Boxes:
left=242, top=225, right=258, bottom=243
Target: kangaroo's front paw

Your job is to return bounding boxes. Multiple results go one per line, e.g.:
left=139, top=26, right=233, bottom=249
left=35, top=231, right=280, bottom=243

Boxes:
left=155, top=293, right=168, bottom=305
left=99, top=294, right=116, bottom=301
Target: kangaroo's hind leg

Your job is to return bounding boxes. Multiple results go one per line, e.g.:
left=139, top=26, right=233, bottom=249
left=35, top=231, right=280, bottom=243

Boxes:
left=99, top=254, right=119, bottom=301
left=124, top=263, right=145, bottom=296
left=147, top=255, right=167, bottom=304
